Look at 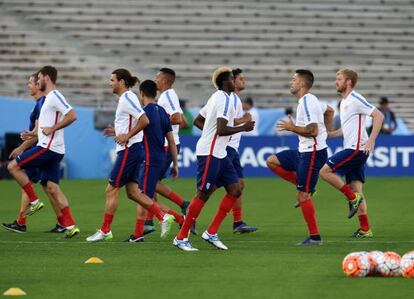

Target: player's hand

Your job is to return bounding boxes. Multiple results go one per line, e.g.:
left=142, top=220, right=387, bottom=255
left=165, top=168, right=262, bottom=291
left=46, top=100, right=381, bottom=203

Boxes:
left=20, top=130, right=35, bottom=140
left=363, top=139, right=375, bottom=155
left=103, top=125, right=115, bottom=137
left=243, top=120, right=255, bottom=132
left=242, top=112, right=252, bottom=122
left=114, top=134, right=129, bottom=145
left=9, top=147, right=23, bottom=160
left=41, top=127, right=55, bottom=136
left=277, top=115, right=295, bottom=132
left=170, top=164, right=179, bottom=179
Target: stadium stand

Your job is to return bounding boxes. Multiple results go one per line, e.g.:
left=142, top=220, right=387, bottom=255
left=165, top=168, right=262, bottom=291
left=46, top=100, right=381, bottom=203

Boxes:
left=0, top=0, right=413, bottom=130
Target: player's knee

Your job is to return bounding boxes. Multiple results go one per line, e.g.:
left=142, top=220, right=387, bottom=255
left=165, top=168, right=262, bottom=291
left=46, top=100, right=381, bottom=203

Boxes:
left=228, top=186, right=242, bottom=198
left=319, top=165, right=330, bottom=179
left=239, top=180, right=245, bottom=191
left=7, top=161, right=18, bottom=172
left=44, top=182, right=59, bottom=196
left=266, top=155, right=279, bottom=169
left=297, top=192, right=309, bottom=202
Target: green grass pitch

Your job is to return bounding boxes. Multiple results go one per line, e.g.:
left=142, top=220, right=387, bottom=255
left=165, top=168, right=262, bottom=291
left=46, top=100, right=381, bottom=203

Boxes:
left=1, top=177, right=413, bottom=298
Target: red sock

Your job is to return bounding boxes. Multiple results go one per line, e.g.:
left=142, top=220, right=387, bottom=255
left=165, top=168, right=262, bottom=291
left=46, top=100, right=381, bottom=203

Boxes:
left=168, top=191, right=185, bottom=207
left=101, top=213, right=114, bottom=233
left=147, top=203, right=165, bottom=221
left=340, top=184, right=356, bottom=200
left=17, top=211, right=26, bottom=225
left=167, top=209, right=184, bottom=225
left=177, top=197, right=205, bottom=240
left=22, top=183, right=38, bottom=203
left=207, top=194, right=238, bottom=235
left=60, top=206, right=75, bottom=227
left=57, top=215, right=64, bottom=226
left=358, top=214, right=370, bottom=232
left=146, top=211, right=154, bottom=222
left=300, top=199, right=320, bottom=236
left=232, top=206, right=242, bottom=223
left=133, top=219, right=145, bottom=238
left=271, top=166, right=296, bottom=185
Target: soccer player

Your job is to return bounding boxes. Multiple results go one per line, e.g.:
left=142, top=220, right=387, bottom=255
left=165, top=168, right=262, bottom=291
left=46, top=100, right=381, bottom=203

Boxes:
left=86, top=69, right=174, bottom=242
left=173, top=67, right=255, bottom=251
left=319, top=69, right=384, bottom=238
left=125, top=80, right=182, bottom=242
left=227, top=68, right=257, bottom=233
left=7, top=65, right=80, bottom=238
left=266, top=69, right=332, bottom=245
left=143, top=68, right=190, bottom=235
left=3, top=72, right=67, bottom=234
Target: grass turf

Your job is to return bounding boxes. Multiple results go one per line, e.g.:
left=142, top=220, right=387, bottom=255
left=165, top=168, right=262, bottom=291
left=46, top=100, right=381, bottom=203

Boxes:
left=0, top=177, right=413, bottom=298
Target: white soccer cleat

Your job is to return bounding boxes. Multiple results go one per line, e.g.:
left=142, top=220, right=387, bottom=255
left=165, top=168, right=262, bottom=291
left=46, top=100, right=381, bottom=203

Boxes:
left=201, top=231, right=228, bottom=250
left=160, top=214, right=175, bottom=238
left=173, top=237, right=198, bottom=251
left=86, top=229, right=113, bottom=242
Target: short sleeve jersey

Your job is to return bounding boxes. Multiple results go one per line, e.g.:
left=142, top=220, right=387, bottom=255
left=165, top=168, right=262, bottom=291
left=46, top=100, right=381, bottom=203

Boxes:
left=114, top=90, right=145, bottom=152
left=340, top=91, right=375, bottom=150
left=157, top=88, right=182, bottom=146
left=295, top=93, right=328, bottom=153
left=227, top=92, right=244, bottom=151
left=29, top=96, right=45, bottom=131
left=196, top=90, right=235, bottom=159
left=37, top=90, right=72, bottom=154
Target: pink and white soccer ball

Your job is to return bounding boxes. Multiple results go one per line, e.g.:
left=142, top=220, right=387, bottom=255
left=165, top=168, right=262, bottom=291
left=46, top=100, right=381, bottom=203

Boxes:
left=400, top=251, right=414, bottom=278
left=367, top=250, right=384, bottom=275
left=342, top=251, right=370, bottom=277
left=376, top=251, right=401, bottom=277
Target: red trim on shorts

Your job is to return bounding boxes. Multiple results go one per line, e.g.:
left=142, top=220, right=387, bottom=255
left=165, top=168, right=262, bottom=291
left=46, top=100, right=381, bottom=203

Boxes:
left=332, top=114, right=361, bottom=171
left=143, top=134, right=150, bottom=194
left=305, top=137, right=317, bottom=193
left=199, top=132, right=218, bottom=190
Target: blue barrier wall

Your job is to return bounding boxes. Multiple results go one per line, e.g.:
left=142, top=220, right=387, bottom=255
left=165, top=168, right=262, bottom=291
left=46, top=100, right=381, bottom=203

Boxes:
left=1, top=97, right=413, bottom=178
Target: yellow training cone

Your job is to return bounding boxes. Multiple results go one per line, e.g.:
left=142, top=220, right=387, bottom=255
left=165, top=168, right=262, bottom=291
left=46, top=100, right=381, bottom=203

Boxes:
left=3, top=288, right=26, bottom=296
left=85, top=257, right=104, bottom=264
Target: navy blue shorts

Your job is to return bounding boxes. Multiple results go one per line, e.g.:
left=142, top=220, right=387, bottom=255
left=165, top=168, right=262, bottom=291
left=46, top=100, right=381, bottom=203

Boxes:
left=109, top=142, right=144, bottom=188
left=160, top=144, right=181, bottom=180
left=16, top=146, right=63, bottom=185
left=226, top=146, right=244, bottom=179
left=138, top=162, right=163, bottom=198
left=196, top=155, right=239, bottom=193
left=276, top=148, right=328, bottom=193
left=327, top=149, right=369, bottom=183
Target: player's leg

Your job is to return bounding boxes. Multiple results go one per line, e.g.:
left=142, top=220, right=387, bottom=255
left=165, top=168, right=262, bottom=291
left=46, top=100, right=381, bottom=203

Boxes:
left=266, top=150, right=297, bottom=185
left=349, top=180, right=372, bottom=237
left=1, top=189, right=30, bottom=233
left=42, top=185, right=66, bottom=233
left=155, top=182, right=189, bottom=214
left=126, top=204, right=146, bottom=243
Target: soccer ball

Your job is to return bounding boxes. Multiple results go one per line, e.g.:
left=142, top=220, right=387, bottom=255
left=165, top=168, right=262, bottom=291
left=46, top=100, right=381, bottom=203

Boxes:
left=342, top=252, right=370, bottom=277
left=376, top=251, right=401, bottom=277
left=367, top=250, right=384, bottom=275
left=400, top=251, right=414, bottom=278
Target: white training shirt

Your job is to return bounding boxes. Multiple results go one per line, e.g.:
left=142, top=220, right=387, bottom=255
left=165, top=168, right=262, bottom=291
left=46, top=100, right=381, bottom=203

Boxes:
left=242, top=107, right=259, bottom=136
left=340, top=90, right=375, bottom=150
left=295, top=93, right=328, bottom=153
left=196, top=90, right=235, bottom=159
left=227, top=92, right=244, bottom=151
left=37, top=89, right=72, bottom=154
left=114, top=90, right=145, bottom=152
left=157, top=88, right=182, bottom=146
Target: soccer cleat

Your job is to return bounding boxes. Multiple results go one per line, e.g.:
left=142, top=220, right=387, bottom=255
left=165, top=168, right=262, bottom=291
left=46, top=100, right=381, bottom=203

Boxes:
left=296, top=236, right=323, bottom=246
left=64, top=226, right=80, bottom=238
left=348, top=193, right=363, bottom=219
left=160, top=214, right=175, bottom=238
left=181, top=200, right=190, bottom=215
left=86, top=229, right=113, bottom=242
left=173, top=237, right=198, bottom=251
left=201, top=231, right=228, bottom=250
left=47, top=223, right=66, bottom=233
left=351, top=228, right=373, bottom=238
left=124, top=235, right=144, bottom=243
left=2, top=220, right=26, bottom=233
left=143, top=225, right=156, bottom=235
left=233, top=222, right=258, bottom=234
left=23, top=201, right=44, bottom=217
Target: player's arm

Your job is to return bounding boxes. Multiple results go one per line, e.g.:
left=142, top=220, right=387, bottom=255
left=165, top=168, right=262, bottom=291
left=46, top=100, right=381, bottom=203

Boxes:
left=277, top=116, right=318, bottom=138
left=364, top=108, right=384, bottom=154
left=9, top=122, right=39, bottom=159
left=170, top=112, right=182, bottom=125
left=115, top=114, right=149, bottom=145
left=216, top=118, right=254, bottom=136
left=165, top=131, right=178, bottom=178
left=323, top=105, right=335, bottom=131
left=193, top=114, right=205, bottom=130
left=234, top=112, right=252, bottom=126
left=327, top=128, right=343, bottom=138
left=41, top=109, right=77, bottom=136
left=179, top=113, right=189, bottom=129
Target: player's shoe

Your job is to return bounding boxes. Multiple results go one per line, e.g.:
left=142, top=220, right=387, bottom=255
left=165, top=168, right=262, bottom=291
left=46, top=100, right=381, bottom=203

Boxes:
left=181, top=200, right=190, bottom=215
left=296, top=236, right=323, bottom=246
left=2, top=220, right=26, bottom=233
left=143, top=225, right=156, bottom=235
left=294, top=190, right=317, bottom=208
left=64, top=226, right=80, bottom=238
left=47, top=223, right=66, bottom=233
left=351, top=228, right=373, bottom=238
left=160, top=214, right=175, bottom=238
left=23, top=200, right=44, bottom=217
left=201, top=231, right=228, bottom=250
left=173, top=237, right=198, bottom=251
left=348, top=193, right=363, bottom=219
left=124, top=235, right=144, bottom=243
left=86, top=229, right=113, bottom=242
left=233, top=222, right=258, bottom=234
